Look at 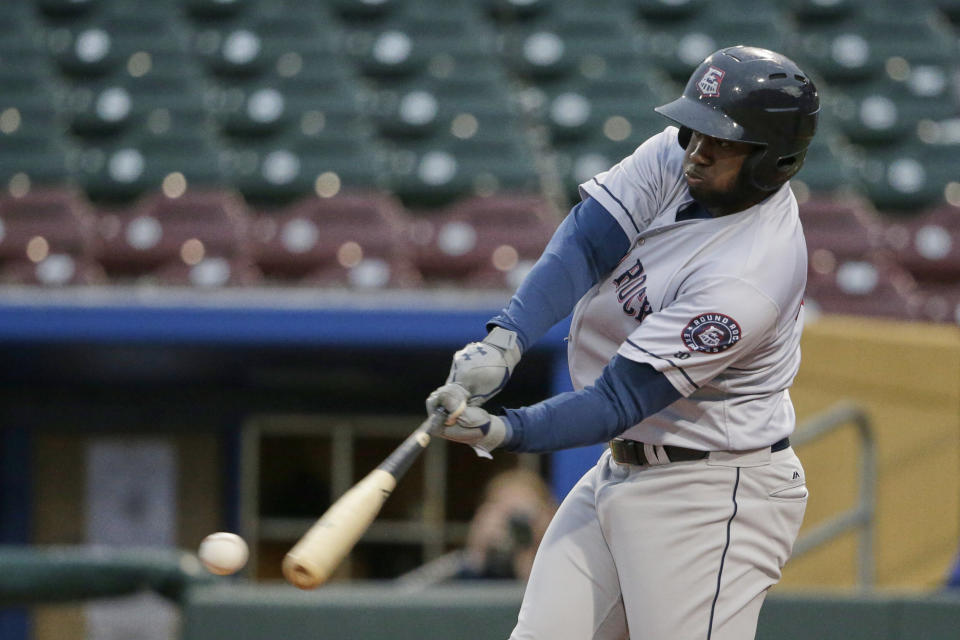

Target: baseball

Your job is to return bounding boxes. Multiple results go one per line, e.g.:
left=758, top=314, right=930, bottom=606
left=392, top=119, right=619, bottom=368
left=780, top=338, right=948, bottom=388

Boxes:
left=198, top=532, right=249, bottom=575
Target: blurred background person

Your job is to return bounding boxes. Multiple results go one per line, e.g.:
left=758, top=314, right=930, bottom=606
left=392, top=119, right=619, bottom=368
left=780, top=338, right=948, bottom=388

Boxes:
left=396, top=468, right=557, bottom=587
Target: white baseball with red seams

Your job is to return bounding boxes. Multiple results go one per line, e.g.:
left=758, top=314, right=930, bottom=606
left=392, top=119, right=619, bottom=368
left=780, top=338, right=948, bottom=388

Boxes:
left=198, top=532, right=249, bottom=575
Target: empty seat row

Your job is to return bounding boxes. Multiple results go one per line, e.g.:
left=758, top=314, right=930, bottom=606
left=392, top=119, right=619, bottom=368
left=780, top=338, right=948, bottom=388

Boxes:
left=0, top=188, right=557, bottom=290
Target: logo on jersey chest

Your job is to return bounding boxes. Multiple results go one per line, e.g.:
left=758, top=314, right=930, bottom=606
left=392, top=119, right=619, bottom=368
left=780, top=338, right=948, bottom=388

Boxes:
left=682, top=313, right=741, bottom=353
left=613, top=259, right=653, bottom=322
left=697, top=66, right=725, bottom=97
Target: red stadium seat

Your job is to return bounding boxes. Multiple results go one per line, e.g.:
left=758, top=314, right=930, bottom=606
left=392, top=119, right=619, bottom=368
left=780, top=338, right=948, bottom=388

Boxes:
left=800, top=196, right=885, bottom=259
left=96, top=189, right=253, bottom=281
left=880, top=205, right=960, bottom=284
left=804, top=254, right=921, bottom=320
left=410, top=194, right=557, bottom=288
left=253, top=192, right=422, bottom=288
left=0, top=188, right=104, bottom=285
left=0, top=188, right=99, bottom=260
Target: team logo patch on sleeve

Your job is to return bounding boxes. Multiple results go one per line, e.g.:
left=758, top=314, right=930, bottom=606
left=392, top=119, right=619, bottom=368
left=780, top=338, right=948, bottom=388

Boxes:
left=681, top=313, right=741, bottom=353
left=697, top=66, right=725, bottom=97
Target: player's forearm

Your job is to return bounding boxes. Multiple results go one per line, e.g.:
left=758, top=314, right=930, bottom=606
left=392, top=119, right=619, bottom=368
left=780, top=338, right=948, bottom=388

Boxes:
left=487, top=197, right=630, bottom=351
left=499, top=356, right=681, bottom=453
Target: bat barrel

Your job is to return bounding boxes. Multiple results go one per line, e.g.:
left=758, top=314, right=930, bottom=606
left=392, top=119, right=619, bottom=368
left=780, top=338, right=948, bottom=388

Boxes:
left=281, top=409, right=456, bottom=589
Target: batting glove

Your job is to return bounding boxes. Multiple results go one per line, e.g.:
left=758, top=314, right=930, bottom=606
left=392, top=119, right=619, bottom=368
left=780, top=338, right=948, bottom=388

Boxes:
left=447, top=327, right=522, bottom=406
left=426, top=383, right=508, bottom=454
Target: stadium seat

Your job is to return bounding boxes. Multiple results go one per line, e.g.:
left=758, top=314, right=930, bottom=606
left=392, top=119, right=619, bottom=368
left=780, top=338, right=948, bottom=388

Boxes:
left=0, top=188, right=104, bottom=285
left=77, top=133, right=225, bottom=202
left=633, top=0, right=708, bottom=21
left=409, top=194, right=556, bottom=288
left=934, top=0, right=960, bottom=24
left=152, top=255, right=263, bottom=287
left=552, top=135, right=644, bottom=203
left=330, top=0, right=400, bottom=22
left=0, top=131, right=71, bottom=189
left=911, top=282, right=960, bottom=324
left=880, top=205, right=960, bottom=284
left=854, top=143, right=957, bottom=213
left=183, top=0, right=251, bottom=21
left=787, top=23, right=885, bottom=83
left=483, top=0, right=552, bottom=22
left=789, top=127, right=857, bottom=195
left=64, top=70, right=209, bottom=139
left=804, top=254, right=920, bottom=320
left=828, top=75, right=956, bottom=147
left=537, top=76, right=665, bottom=144
left=786, top=0, right=864, bottom=23
left=800, top=197, right=886, bottom=270
left=34, top=0, right=100, bottom=20
left=226, top=136, right=386, bottom=205
left=253, top=192, right=421, bottom=288
left=386, top=137, right=539, bottom=207
left=0, top=188, right=98, bottom=261
left=95, top=189, right=253, bottom=282
left=639, top=3, right=787, bottom=81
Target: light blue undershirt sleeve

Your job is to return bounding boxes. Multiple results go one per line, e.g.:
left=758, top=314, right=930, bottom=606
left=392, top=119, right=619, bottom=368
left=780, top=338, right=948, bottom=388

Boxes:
left=498, top=355, right=683, bottom=453
left=486, top=197, right=631, bottom=352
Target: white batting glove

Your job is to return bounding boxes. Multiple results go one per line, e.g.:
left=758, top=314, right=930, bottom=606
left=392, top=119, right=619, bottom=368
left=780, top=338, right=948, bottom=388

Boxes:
left=426, top=383, right=508, bottom=454
left=447, top=327, right=522, bottom=406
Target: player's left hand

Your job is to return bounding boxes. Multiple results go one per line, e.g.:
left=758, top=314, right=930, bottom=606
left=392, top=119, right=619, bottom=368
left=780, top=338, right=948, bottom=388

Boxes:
left=427, top=383, right=508, bottom=453
left=446, top=327, right=521, bottom=407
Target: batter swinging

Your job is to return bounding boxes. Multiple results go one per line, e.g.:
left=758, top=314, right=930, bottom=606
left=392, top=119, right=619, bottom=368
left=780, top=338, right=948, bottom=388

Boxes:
left=427, top=46, right=819, bottom=639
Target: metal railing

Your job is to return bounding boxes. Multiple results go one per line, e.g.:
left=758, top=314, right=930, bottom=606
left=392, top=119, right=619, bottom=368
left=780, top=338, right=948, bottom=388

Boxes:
left=790, top=402, right=876, bottom=587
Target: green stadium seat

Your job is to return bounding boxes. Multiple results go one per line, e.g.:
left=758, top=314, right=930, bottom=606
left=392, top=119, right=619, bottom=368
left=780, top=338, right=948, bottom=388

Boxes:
left=789, top=131, right=856, bottom=194
left=785, top=0, right=864, bottom=23
left=639, top=5, right=788, bottom=82
left=369, top=71, right=518, bottom=141
left=330, top=0, right=401, bottom=23
left=0, top=131, right=71, bottom=189
left=63, top=71, right=210, bottom=140
left=483, top=0, right=552, bottom=23
left=553, top=137, right=640, bottom=203
left=183, top=0, right=251, bottom=21
left=934, top=0, right=960, bottom=23
left=34, top=0, right=101, bottom=19
left=539, top=79, right=664, bottom=146
left=77, top=133, right=224, bottom=202
left=854, top=143, right=958, bottom=213
left=633, top=0, right=709, bottom=21
left=386, top=137, right=539, bottom=207
left=226, top=137, right=386, bottom=205
left=828, top=78, right=958, bottom=147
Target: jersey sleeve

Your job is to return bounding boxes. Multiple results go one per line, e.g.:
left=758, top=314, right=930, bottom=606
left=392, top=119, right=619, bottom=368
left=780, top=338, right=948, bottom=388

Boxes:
left=578, top=127, right=678, bottom=238
left=617, top=276, right=780, bottom=396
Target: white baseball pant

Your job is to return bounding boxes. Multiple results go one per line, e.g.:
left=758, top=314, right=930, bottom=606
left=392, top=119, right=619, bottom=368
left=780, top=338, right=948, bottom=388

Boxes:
left=510, top=446, right=807, bottom=640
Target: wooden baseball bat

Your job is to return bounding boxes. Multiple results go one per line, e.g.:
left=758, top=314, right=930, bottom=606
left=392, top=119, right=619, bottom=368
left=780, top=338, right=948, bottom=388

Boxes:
left=282, top=404, right=464, bottom=589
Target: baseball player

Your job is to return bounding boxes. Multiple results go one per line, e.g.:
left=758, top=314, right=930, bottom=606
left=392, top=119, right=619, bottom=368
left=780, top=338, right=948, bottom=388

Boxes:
left=427, top=46, right=819, bottom=639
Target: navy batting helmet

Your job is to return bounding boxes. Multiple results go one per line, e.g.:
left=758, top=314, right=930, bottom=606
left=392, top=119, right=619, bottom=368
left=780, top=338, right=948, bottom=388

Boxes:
left=655, top=45, right=819, bottom=191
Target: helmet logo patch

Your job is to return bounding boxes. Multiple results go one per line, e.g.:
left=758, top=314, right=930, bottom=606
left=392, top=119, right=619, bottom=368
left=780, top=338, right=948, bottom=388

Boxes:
left=697, top=66, right=725, bottom=97
left=681, top=313, right=741, bottom=353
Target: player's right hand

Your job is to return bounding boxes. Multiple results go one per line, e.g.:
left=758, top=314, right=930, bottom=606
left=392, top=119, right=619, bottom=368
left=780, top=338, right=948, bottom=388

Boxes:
left=446, top=327, right=521, bottom=406
left=426, top=383, right=508, bottom=453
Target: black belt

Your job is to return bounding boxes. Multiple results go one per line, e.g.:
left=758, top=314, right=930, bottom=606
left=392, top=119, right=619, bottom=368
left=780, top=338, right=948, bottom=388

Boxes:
left=609, top=437, right=790, bottom=466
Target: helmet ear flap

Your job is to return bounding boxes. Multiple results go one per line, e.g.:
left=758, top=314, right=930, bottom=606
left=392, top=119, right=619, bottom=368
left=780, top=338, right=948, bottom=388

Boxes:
left=677, top=126, right=692, bottom=149
left=743, top=147, right=808, bottom=191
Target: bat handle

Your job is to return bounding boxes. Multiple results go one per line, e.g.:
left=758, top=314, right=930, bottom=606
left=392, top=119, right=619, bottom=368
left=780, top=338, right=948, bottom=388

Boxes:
left=377, top=403, right=464, bottom=480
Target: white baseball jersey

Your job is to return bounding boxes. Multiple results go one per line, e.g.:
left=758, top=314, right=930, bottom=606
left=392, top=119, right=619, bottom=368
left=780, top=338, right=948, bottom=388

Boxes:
left=571, top=125, right=807, bottom=452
